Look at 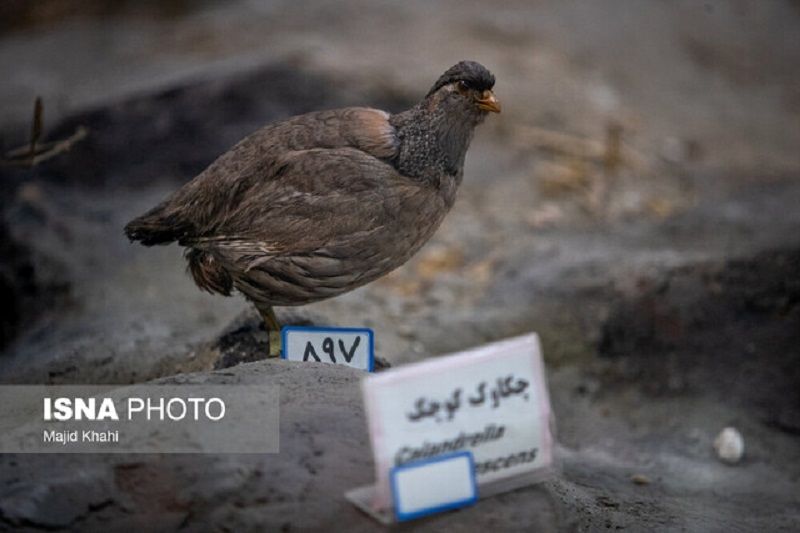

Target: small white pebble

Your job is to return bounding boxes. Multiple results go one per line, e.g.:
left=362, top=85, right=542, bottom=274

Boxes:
left=714, top=427, right=744, bottom=464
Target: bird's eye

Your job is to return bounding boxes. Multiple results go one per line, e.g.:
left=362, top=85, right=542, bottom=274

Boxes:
left=457, top=80, right=472, bottom=94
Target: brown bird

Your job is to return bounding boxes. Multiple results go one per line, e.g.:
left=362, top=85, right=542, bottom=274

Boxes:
left=125, top=61, right=500, bottom=355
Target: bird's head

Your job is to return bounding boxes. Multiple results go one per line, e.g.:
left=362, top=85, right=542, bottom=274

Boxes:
left=426, top=61, right=500, bottom=121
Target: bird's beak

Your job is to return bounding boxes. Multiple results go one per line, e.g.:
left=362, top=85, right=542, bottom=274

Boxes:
left=475, top=90, right=501, bottom=113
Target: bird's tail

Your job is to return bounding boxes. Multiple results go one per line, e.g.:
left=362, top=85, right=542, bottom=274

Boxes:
left=124, top=202, right=189, bottom=246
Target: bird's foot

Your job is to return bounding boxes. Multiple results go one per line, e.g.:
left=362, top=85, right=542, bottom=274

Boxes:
left=268, top=330, right=282, bottom=358
left=255, top=305, right=283, bottom=357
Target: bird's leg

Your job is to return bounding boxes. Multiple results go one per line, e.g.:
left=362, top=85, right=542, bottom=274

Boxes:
left=257, top=305, right=282, bottom=357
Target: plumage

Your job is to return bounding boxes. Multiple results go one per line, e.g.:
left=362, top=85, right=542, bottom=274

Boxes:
left=125, top=61, right=499, bottom=353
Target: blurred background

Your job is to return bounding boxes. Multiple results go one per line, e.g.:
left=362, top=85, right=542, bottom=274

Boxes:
left=0, top=1, right=798, bottom=530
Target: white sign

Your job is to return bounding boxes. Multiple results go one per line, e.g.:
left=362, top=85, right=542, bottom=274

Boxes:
left=360, top=333, right=553, bottom=512
left=281, top=326, right=374, bottom=372
left=391, top=451, right=477, bottom=521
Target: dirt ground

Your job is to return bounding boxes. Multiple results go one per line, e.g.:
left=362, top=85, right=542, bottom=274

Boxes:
left=1, top=1, right=799, bottom=531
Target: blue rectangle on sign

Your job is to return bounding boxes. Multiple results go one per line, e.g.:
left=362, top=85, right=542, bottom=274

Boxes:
left=281, top=326, right=375, bottom=372
left=391, top=451, right=478, bottom=522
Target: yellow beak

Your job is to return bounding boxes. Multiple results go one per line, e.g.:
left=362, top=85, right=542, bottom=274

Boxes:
left=476, top=90, right=501, bottom=113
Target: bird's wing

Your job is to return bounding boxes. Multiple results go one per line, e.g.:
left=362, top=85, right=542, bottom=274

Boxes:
left=186, top=146, right=424, bottom=262
left=156, top=107, right=399, bottom=237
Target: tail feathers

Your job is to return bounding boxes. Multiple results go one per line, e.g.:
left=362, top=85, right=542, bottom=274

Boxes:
left=186, top=248, right=233, bottom=296
left=124, top=205, right=189, bottom=246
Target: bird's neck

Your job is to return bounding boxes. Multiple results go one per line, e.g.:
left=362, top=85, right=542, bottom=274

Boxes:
left=389, top=101, right=477, bottom=186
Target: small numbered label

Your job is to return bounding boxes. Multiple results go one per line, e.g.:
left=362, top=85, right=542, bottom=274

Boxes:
left=281, top=326, right=374, bottom=372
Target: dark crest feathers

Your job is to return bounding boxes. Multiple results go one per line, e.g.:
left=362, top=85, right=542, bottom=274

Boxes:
left=426, top=60, right=495, bottom=97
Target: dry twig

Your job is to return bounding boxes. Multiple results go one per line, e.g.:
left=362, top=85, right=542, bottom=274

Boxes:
left=2, top=97, right=88, bottom=168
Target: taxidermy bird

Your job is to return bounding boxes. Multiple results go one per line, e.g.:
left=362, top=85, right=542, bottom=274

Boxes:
left=125, top=60, right=500, bottom=356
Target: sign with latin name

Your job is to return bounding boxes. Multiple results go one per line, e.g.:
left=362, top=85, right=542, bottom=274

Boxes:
left=352, top=333, right=554, bottom=518
left=281, top=326, right=374, bottom=372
